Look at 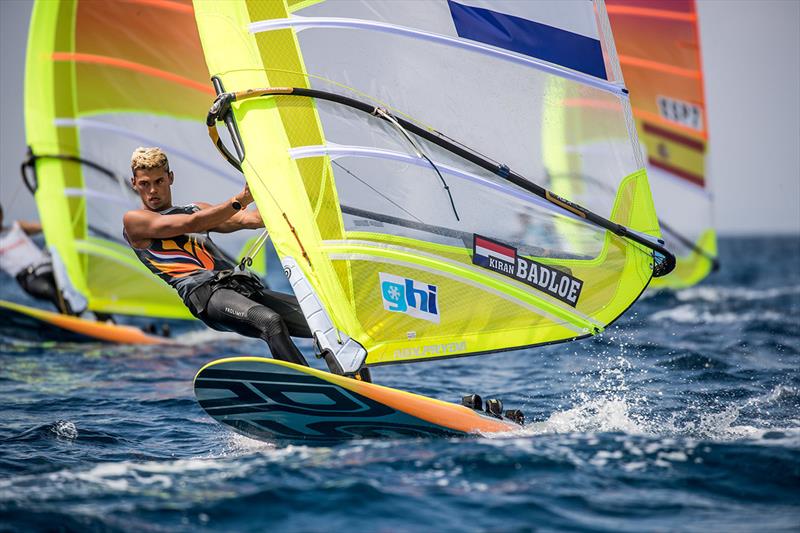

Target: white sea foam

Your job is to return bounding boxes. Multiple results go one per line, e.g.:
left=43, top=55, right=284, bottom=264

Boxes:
left=50, top=420, right=78, bottom=440
left=0, top=441, right=332, bottom=505
left=223, top=431, right=277, bottom=453
left=534, top=398, right=646, bottom=435
left=759, top=384, right=798, bottom=403
left=503, top=359, right=800, bottom=450
left=172, top=328, right=244, bottom=345
left=651, top=304, right=789, bottom=324
left=0, top=457, right=222, bottom=500
left=675, top=285, right=800, bottom=303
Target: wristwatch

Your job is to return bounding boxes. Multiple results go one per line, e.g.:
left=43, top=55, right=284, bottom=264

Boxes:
left=231, top=199, right=243, bottom=211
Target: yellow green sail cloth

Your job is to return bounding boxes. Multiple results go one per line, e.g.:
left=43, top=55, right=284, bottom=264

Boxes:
left=24, top=0, right=263, bottom=318
left=651, top=229, right=717, bottom=290
left=193, top=0, right=666, bottom=365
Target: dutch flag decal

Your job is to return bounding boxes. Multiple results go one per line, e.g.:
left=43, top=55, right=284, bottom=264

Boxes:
left=472, top=234, right=585, bottom=307
left=473, top=234, right=517, bottom=268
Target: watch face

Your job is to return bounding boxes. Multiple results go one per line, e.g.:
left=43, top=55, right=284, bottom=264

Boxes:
left=232, top=201, right=242, bottom=211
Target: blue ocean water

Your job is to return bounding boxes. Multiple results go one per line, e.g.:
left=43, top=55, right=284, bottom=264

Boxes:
left=1, top=236, right=798, bottom=532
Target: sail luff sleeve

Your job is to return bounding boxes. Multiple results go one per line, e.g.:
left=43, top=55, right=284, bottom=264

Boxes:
left=25, top=0, right=89, bottom=299
left=192, top=0, right=370, bottom=347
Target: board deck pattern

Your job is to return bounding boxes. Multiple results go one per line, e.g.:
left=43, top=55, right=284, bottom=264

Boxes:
left=195, top=358, right=519, bottom=442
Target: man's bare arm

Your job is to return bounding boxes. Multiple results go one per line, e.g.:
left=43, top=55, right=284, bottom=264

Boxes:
left=210, top=206, right=264, bottom=234
left=18, top=220, right=43, bottom=235
left=124, top=187, right=252, bottom=246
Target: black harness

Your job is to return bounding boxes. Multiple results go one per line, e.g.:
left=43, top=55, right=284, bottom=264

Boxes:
left=185, top=267, right=264, bottom=317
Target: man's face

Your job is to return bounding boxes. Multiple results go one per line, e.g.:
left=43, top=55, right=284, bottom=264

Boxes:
left=132, top=166, right=173, bottom=211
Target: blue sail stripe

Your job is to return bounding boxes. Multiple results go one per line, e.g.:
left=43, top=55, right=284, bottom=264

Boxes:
left=447, top=1, right=607, bottom=80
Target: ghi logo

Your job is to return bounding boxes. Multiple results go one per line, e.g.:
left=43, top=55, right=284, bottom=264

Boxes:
left=379, top=272, right=439, bottom=323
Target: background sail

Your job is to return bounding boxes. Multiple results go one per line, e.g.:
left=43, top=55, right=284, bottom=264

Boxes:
left=607, top=0, right=717, bottom=288
left=194, top=0, right=666, bottom=366
left=24, top=0, right=261, bottom=318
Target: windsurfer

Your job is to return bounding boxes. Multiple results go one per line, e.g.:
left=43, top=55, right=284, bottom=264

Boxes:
left=122, top=147, right=318, bottom=369
left=0, top=204, right=77, bottom=315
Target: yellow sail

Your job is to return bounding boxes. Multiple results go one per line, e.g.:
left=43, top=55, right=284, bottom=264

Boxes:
left=23, top=0, right=264, bottom=318
left=193, top=0, right=673, bottom=370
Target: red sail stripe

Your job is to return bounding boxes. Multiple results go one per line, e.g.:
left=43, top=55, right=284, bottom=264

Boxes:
left=648, top=158, right=705, bottom=187
left=643, top=122, right=706, bottom=152
left=475, top=236, right=515, bottom=256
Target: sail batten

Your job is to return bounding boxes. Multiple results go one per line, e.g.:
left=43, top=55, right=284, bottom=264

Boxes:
left=289, top=144, right=590, bottom=224
left=52, top=117, right=242, bottom=183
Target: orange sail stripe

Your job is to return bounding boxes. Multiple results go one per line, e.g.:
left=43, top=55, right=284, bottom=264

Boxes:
left=618, top=54, right=702, bottom=80
left=51, top=52, right=214, bottom=95
left=128, top=0, right=193, bottom=14
left=689, top=2, right=710, bottom=135
left=605, top=5, right=697, bottom=23
left=562, top=99, right=708, bottom=140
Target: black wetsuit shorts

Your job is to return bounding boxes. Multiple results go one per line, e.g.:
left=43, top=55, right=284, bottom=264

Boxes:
left=15, top=262, right=71, bottom=315
left=185, top=271, right=312, bottom=365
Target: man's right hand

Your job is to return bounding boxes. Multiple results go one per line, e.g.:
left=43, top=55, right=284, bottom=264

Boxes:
left=235, top=184, right=253, bottom=207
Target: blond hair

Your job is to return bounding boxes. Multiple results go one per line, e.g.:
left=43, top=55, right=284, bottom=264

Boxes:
left=131, top=147, right=169, bottom=176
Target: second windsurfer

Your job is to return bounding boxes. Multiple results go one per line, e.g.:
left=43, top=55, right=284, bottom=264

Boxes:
left=0, top=204, right=75, bottom=315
